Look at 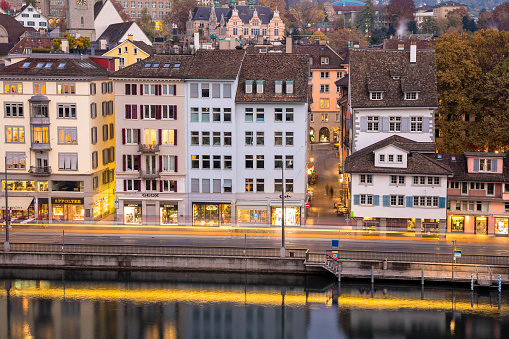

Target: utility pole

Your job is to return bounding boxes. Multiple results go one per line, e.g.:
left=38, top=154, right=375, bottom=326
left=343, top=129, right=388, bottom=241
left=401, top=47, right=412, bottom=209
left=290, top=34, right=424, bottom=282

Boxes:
left=4, top=156, right=10, bottom=252
left=281, top=164, right=285, bottom=258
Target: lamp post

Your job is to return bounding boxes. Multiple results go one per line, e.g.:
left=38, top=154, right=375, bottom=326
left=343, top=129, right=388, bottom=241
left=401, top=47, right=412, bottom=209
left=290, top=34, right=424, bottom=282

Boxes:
left=4, top=156, right=10, bottom=252
left=280, top=162, right=291, bottom=258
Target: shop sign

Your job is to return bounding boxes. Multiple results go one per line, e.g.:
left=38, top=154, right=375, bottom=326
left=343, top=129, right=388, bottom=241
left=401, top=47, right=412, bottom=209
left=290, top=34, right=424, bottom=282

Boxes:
left=126, top=204, right=141, bottom=207
left=51, top=197, right=84, bottom=205
left=142, top=193, right=159, bottom=198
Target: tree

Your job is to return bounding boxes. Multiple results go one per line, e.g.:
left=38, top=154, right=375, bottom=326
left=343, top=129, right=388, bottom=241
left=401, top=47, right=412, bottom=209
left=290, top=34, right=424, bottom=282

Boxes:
left=446, top=7, right=468, bottom=30
left=387, top=0, right=415, bottom=28
left=354, top=0, right=375, bottom=35
left=419, top=17, right=440, bottom=35
left=325, top=28, right=368, bottom=51
left=290, top=1, right=325, bottom=26
left=139, top=8, right=155, bottom=42
left=369, top=26, right=390, bottom=44
left=257, top=0, right=286, bottom=17
left=165, top=0, right=197, bottom=32
left=493, top=2, right=509, bottom=31
left=75, top=36, right=91, bottom=50
left=477, top=9, right=494, bottom=30
left=0, top=0, right=11, bottom=12
left=407, top=20, right=418, bottom=34
left=24, top=0, right=36, bottom=8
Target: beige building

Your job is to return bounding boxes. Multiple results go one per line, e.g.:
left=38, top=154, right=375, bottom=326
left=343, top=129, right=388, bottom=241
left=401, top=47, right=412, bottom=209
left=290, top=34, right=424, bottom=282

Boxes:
left=112, top=55, right=191, bottom=225
left=0, top=57, right=115, bottom=223
left=433, top=1, right=467, bottom=19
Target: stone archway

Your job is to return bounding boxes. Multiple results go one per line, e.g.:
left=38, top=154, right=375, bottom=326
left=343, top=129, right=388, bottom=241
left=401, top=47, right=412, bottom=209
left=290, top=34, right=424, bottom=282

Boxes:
left=319, top=127, right=329, bottom=143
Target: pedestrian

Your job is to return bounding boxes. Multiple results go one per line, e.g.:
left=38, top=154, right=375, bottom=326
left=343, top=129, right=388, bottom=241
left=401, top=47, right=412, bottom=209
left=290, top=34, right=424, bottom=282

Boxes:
left=330, top=187, right=334, bottom=198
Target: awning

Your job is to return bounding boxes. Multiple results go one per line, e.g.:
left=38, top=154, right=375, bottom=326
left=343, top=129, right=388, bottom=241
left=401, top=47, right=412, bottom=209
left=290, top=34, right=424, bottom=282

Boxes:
left=269, top=200, right=303, bottom=207
left=236, top=201, right=268, bottom=206
left=0, top=196, right=34, bottom=210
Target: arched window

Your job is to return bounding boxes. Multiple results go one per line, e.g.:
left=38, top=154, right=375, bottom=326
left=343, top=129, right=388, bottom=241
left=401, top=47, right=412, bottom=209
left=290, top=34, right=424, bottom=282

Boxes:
left=81, top=16, right=84, bottom=25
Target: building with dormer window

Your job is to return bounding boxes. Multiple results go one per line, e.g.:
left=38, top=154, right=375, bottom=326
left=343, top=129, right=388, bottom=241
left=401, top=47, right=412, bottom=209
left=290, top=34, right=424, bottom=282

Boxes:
left=345, top=136, right=452, bottom=233
left=14, top=4, right=49, bottom=31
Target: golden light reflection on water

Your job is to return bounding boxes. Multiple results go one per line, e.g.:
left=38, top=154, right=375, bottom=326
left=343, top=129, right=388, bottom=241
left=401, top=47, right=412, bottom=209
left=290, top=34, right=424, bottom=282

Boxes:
left=0, top=282, right=507, bottom=317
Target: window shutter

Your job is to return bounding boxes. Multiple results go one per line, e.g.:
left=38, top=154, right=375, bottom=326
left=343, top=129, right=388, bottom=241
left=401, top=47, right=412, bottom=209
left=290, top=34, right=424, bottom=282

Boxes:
left=132, top=105, right=137, bottom=119
left=382, top=117, right=389, bottom=132
left=406, top=196, right=413, bottom=207
left=174, top=129, right=178, bottom=146
left=160, top=180, right=163, bottom=192
left=173, top=85, right=176, bottom=96
left=401, top=117, right=410, bottom=132
left=137, top=155, right=140, bottom=168
left=360, top=116, right=367, bottom=132
left=140, top=84, right=143, bottom=95
left=123, top=155, right=126, bottom=171
left=174, top=181, right=177, bottom=192
left=174, top=156, right=178, bottom=172
left=137, top=129, right=141, bottom=144
left=159, top=155, right=162, bottom=171
left=212, top=83, right=220, bottom=98
left=373, top=195, right=379, bottom=206
left=492, top=159, right=498, bottom=172
left=383, top=195, right=390, bottom=206
left=474, top=159, right=479, bottom=171
left=132, top=84, right=137, bottom=95
left=422, top=117, right=430, bottom=133
left=156, top=105, right=161, bottom=120
left=174, top=105, right=177, bottom=120
left=140, top=105, right=143, bottom=119
left=58, top=154, right=64, bottom=169
left=137, top=180, right=141, bottom=191
left=439, top=197, right=446, bottom=208
left=190, top=83, right=198, bottom=98
left=123, top=180, right=126, bottom=191
left=124, top=104, right=129, bottom=119
left=158, top=129, right=162, bottom=145
left=353, top=194, right=360, bottom=205
left=125, top=84, right=130, bottom=95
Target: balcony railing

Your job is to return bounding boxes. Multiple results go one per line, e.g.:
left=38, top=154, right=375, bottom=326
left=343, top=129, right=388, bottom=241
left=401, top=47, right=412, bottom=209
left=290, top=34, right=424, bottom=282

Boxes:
left=29, top=166, right=52, bottom=176
left=138, top=144, right=159, bottom=153
left=31, top=142, right=51, bottom=150
left=139, top=170, right=160, bottom=178
left=30, top=116, right=50, bottom=124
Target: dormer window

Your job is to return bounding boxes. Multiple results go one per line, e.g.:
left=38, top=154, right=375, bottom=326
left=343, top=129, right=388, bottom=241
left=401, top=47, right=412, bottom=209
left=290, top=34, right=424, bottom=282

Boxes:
left=392, top=76, right=401, bottom=80
left=321, top=57, right=329, bottom=64
left=397, top=155, right=403, bottom=163
left=405, top=92, right=418, bottom=100
left=275, top=80, right=282, bottom=94
left=370, top=92, right=383, bottom=100
left=477, top=159, right=493, bottom=172
left=256, top=80, right=264, bottom=94
left=388, top=155, right=394, bottom=163
left=286, top=81, right=294, bottom=94
left=245, top=80, right=253, bottom=94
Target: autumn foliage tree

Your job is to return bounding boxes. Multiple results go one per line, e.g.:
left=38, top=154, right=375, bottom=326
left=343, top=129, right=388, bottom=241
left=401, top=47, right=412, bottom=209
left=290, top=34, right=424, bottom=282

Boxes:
left=0, top=0, right=11, bottom=12
left=493, top=2, right=509, bottom=31
left=386, top=0, right=415, bottom=28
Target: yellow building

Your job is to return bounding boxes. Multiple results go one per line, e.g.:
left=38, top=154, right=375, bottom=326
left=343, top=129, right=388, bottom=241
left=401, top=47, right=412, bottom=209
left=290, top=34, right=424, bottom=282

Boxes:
left=102, top=35, right=152, bottom=71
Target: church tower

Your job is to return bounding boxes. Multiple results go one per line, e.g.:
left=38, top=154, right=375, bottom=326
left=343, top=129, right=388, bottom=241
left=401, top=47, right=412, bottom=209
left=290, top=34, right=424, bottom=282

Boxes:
left=66, top=0, right=96, bottom=40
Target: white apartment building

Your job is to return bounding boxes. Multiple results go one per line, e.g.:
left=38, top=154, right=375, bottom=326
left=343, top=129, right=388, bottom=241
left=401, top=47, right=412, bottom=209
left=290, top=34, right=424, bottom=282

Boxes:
left=0, top=57, right=115, bottom=223
left=112, top=55, right=192, bottom=226
left=15, top=4, right=48, bottom=31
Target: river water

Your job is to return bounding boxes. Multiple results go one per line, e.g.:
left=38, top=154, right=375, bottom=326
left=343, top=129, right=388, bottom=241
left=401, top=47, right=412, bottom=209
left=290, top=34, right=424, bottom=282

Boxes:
left=0, top=270, right=508, bottom=339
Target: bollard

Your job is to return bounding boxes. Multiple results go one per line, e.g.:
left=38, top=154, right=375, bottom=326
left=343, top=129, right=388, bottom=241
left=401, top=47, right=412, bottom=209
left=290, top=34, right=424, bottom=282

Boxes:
left=383, top=258, right=387, bottom=270
left=471, top=273, right=474, bottom=291
left=421, top=268, right=424, bottom=285
left=338, top=264, right=341, bottom=282
left=498, top=275, right=502, bottom=293
left=371, top=266, right=374, bottom=283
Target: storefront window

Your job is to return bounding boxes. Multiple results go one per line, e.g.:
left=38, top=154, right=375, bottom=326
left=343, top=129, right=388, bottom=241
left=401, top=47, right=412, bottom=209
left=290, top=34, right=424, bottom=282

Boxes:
left=238, top=209, right=268, bottom=224
left=37, top=181, right=48, bottom=191
left=451, top=216, right=465, bottom=232
left=495, top=218, right=508, bottom=235
left=422, top=221, right=439, bottom=234
left=271, top=207, right=300, bottom=226
left=52, top=204, right=84, bottom=221
left=407, top=219, right=415, bottom=231
left=51, top=181, right=84, bottom=192
left=475, top=216, right=487, bottom=235
left=193, top=203, right=231, bottom=226
left=161, top=204, right=178, bottom=225
left=124, top=204, right=142, bottom=224
left=2, top=180, right=35, bottom=191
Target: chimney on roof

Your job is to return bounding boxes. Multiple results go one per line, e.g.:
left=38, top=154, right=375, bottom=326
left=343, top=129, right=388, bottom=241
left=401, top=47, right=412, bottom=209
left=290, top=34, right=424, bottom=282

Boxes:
left=61, top=38, right=69, bottom=53
left=398, top=42, right=404, bottom=50
left=128, top=34, right=133, bottom=42
left=286, top=35, right=292, bottom=54
left=410, top=41, right=417, bottom=64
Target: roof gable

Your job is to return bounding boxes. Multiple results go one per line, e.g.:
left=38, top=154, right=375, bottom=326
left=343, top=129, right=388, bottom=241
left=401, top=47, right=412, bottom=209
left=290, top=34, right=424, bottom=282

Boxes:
left=110, top=55, right=193, bottom=79
left=0, top=13, right=36, bottom=44
left=187, top=49, right=246, bottom=80
left=0, top=57, right=110, bottom=78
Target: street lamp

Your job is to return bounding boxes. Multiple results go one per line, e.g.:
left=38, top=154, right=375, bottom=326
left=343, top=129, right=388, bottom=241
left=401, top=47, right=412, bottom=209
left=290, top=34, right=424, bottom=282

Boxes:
left=4, top=156, right=10, bottom=252
left=280, top=161, right=291, bottom=258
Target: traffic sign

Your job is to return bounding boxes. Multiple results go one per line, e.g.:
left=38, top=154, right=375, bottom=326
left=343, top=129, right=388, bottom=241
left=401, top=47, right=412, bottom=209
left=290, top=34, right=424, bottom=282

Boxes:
left=305, top=203, right=310, bottom=207
left=454, top=250, right=461, bottom=258
left=331, top=251, right=339, bottom=259
left=332, top=239, right=339, bottom=247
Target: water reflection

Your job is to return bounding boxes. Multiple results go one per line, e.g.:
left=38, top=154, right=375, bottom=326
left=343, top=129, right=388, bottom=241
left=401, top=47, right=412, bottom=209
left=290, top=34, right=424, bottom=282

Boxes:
left=0, top=271, right=507, bottom=339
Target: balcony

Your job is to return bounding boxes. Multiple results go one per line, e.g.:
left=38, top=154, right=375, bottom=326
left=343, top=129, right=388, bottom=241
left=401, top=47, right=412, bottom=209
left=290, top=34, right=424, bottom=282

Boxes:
left=29, top=166, right=52, bottom=176
left=31, top=142, right=51, bottom=151
left=30, top=116, right=50, bottom=124
left=138, top=144, right=159, bottom=153
left=139, top=170, right=160, bottom=179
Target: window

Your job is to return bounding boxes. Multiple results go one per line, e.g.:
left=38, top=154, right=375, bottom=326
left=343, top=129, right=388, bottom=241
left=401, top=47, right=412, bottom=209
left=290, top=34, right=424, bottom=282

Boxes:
left=370, top=92, right=383, bottom=100
left=390, top=195, right=405, bottom=206
left=201, top=83, right=209, bottom=98
left=90, top=103, right=97, bottom=119
left=213, top=132, right=221, bottom=146
left=162, top=180, right=177, bottom=192
left=201, top=108, right=210, bottom=122
left=286, top=155, right=293, bottom=169
left=285, top=132, right=294, bottom=146
left=389, top=117, right=401, bottom=132
left=310, top=114, right=314, bottom=122
left=256, top=179, right=265, bottom=192
left=367, top=116, right=379, bottom=131
left=360, top=174, right=372, bottom=184
left=57, top=83, right=75, bottom=94
left=286, top=108, right=294, bottom=122
left=58, top=127, right=77, bottom=144
left=256, top=155, right=264, bottom=169
left=487, top=183, right=494, bottom=195
left=275, top=132, right=283, bottom=146
left=245, top=155, right=254, bottom=169
left=286, top=179, right=294, bottom=193
left=102, top=125, right=109, bottom=141
left=256, top=132, right=264, bottom=146
left=191, top=108, right=199, bottom=122
left=201, top=155, right=210, bottom=169
left=275, top=81, right=283, bottom=94
left=57, top=104, right=76, bottom=118
left=201, top=131, right=210, bottom=145
left=275, top=108, right=283, bottom=122
left=224, top=155, right=232, bottom=169
left=125, top=155, right=139, bottom=171
left=191, top=131, right=199, bottom=145
left=320, top=99, right=330, bottom=108
left=479, top=159, right=492, bottom=172
left=5, top=103, right=23, bottom=118
left=191, top=155, right=200, bottom=169
left=213, top=108, right=221, bottom=122
left=224, top=132, right=232, bottom=146
left=275, top=155, right=283, bottom=169
left=124, top=128, right=139, bottom=144
left=58, top=153, right=78, bottom=170
left=245, top=131, right=253, bottom=145
left=213, top=155, right=221, bottom=169
left=245, top=178, right=254, bottom=192
left=4, top=83, right=23, bottom=94
left=256, top=108, right=264, bottom=122
left=146, top=180, right=157, bottom=191
left=320, top=84, right=330, bottom=93
left=245, top=80, right=253, bottom=94
left=5, top=126, right=25, bottom=143
left=34, top=83, right=46, bottom=94
left=119, top=58, right=125, bottom=68
left=388, top=155, right=394, bottom=162
left=413, top=196, right=440, bottom=207
left=321, top=57, right=329, bottom=64
left=190, top=83, right=198, bottom=98
left=411, top=117, right=423, bottom=132
left=275, top=179, right=283, bottom=192
left=405, top=92, right=418, bottom=100
left=256, top=80, right=264, bottom=94
left=161, top=129, right=175, bottom=145
left=224, top=179, right=232, bottom=193
left=397, top=155, right=403, bottom=163
left=223, top=84, right=232, bottom=98
left=360, top=194, right=373, bottom=205
left=5, top=152, right=26, bottom=169
left=413, top=176, right=440, bottom=185
left=212, top=83, right=221, bottom=98
left=91, top=127, right=97, bottom=145
left=223, top=108, right=232, bottom=122
left=379, top=154, right=385, bottom=162
left=320, top=71, right=329, bottom=78
left=245, top=108, right=254, bottom=122
left=161, top=155, right=176, bottom=172
left=90, top=83, right=97, bottom=95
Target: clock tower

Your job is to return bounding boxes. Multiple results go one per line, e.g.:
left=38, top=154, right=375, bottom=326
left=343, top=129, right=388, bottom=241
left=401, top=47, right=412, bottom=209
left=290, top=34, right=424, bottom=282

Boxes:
left=66, top=0, right=96, bottom=40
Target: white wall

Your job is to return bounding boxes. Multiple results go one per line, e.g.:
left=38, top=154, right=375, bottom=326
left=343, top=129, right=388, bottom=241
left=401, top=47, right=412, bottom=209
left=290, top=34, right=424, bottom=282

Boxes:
left=15, top=4, right=48, bottom=31
left=94, top=0, right=123, bottom=39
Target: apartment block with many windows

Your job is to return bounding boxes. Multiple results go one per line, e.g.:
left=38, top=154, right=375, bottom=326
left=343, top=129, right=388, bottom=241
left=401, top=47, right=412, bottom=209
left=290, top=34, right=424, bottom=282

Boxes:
left=0, top=57, right=116, bottom=223
left=112, top=55, right=192, bottom=225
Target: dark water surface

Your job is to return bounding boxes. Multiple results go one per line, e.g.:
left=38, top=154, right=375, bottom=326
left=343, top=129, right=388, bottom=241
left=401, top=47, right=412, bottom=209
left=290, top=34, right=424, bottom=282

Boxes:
left=0, top=270, right=508, bottom=339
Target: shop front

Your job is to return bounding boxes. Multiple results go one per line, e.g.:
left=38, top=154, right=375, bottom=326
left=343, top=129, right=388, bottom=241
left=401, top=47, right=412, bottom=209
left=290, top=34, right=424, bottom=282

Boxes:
left=450, top=216, right=465, bottom=232
left=160, top=204, right=178, bottom=225
left=495, top=217, right=508, bottom=236
left=35, top=198, right=49, bottom=221
left=51, top=197, right=84, bottom=221
left=93, top=196, right=110, bottom=220
left=124, top=202, right=142, bottom=224
left=0, top=196, right=34, bottom=222
left=270, top=205, right=301, bottom=226
left=475, top=216, right=488, bottom=235
left=236, top=202, right=269, bottom=226
left=192, top=203, right=231, bottom=226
